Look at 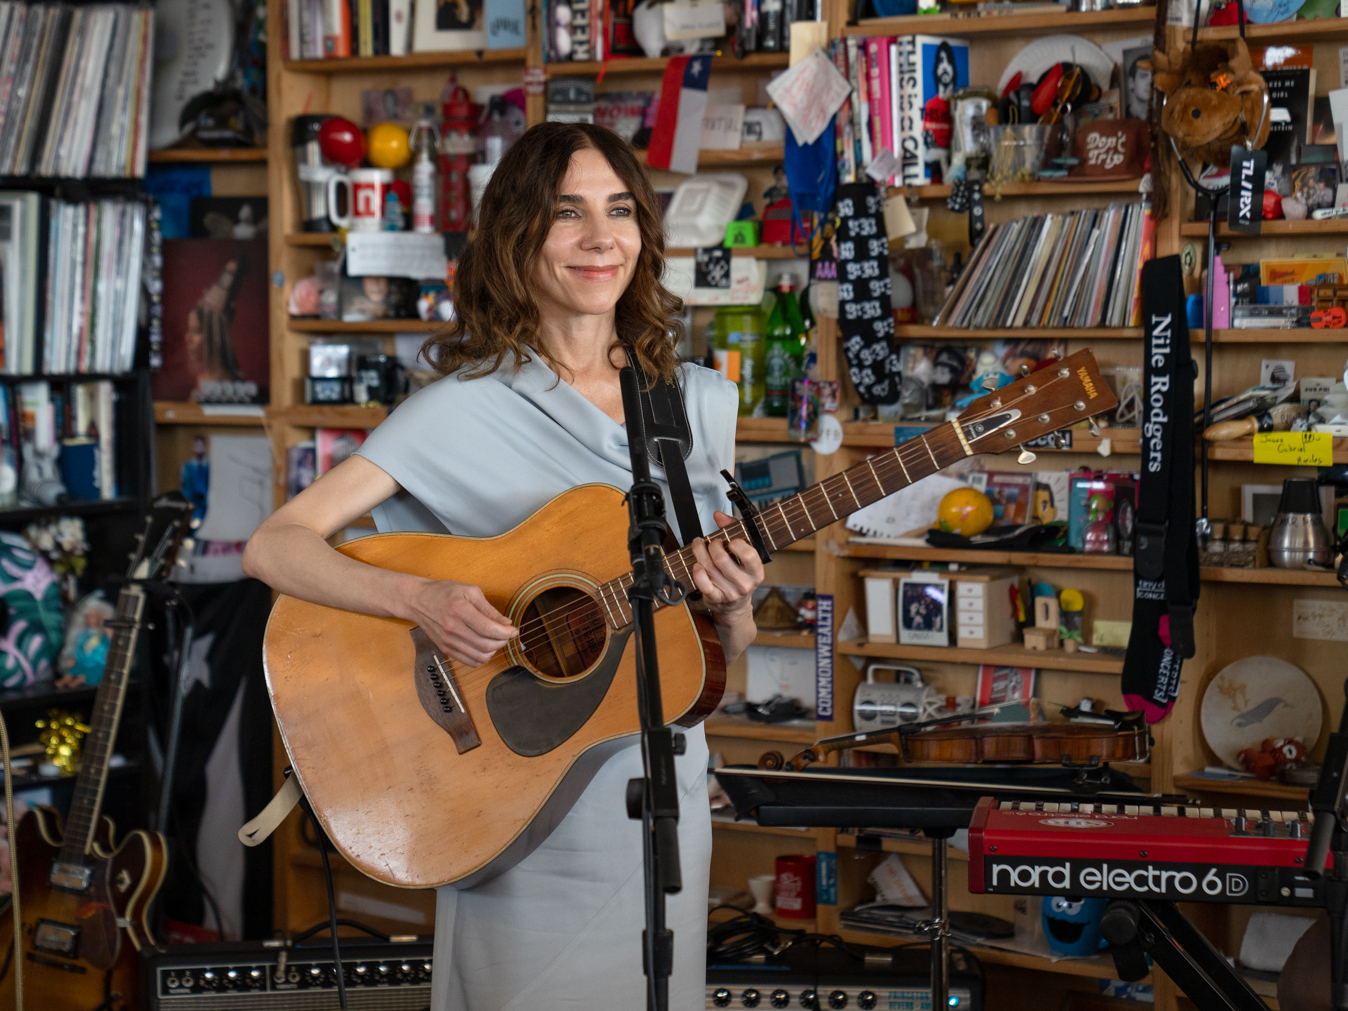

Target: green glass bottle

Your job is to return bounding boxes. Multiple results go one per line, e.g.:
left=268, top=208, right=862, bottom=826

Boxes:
left=764, top=275, right=808, bottom=417
left=713, top=304, right=766, bottom=416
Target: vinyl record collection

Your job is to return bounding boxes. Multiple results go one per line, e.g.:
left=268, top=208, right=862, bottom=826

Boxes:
left=934, top=203, right=1151, bottom=330
left=0, top=2, right=154, bottom=180
left=0, top=192, right=146, bottom=376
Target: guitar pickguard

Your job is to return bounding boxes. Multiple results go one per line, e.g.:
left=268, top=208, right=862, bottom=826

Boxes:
left=486, top=628, right=633, bottom=757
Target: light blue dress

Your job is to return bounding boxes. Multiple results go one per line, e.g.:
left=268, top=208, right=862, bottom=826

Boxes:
left=356, top=353, right=739, bottom=1011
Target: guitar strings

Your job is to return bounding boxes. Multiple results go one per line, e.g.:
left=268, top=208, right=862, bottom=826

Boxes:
left=428, top=391, right=1092, bottom=692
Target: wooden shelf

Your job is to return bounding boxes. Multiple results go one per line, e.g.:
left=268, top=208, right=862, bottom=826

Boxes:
left=1181, top=219, right=1348, bottom=238
left=1200, top=565, right=1342, bottom=586
left=840, top=543, right=1134, bottom=570
left=836, top=926, right=1138, bottom=981
left=1173, top=774, right=1310, bottom=803
left=711, top=818, right=814, bottom=838
left=1212, top=329, right=1348, bottom=342
left=148, top=147, right=268, bottom=163
left=1206, top=436, right=1348, bottom=464
left=837, top=639, right=1125, bottom=674
left=905, top=178, right=1143, bottom=200
left=286, top=232, right=343, bottom=247
left=1199, top=17, right=1348, bottom=42
left=781, top=538, right=815, bottom=552
left=704, top=716, right=817, bottom=744
left=837, top=832, right=971, bottom=861
left=636, top=144, right=784, bottom=167
left=155, top=401, right=266, bottom=425
left=546, top=52, right=788, bottom=76
left=266, top=404, right=389, bottom=428
left=668, top=245, right=802, bottom=259
left=847, top=6, right=1155, bottom=36
left=288, top=318, right=441, bottom=332
left=753, top=630, right=816, bottom=649
left=894, top=325, right=1142, bottom=340
left=284, top=47, right=527, bottom=73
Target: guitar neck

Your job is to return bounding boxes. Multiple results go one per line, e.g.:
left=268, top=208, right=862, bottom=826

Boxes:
left=57, top=584, right=146, bottom=866
left=594, top=423, right=971, bottom=627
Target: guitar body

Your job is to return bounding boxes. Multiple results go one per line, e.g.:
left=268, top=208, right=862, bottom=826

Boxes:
left=0, top=808, right=167, bottom=1010
left=265, top=483, right=725, bottom=890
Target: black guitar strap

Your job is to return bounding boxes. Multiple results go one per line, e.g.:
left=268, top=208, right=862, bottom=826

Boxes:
left=627, top=354, right=704, bottom=547
left=1122, top=256, right=1199, bottom=724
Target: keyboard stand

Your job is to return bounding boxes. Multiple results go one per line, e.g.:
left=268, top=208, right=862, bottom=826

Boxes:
left=1100, top=899, right=1268, bottom=1011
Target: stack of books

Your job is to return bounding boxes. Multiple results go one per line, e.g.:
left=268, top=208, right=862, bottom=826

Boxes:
left=935, top=203, right=1151, bottom=330
left=0, top=3, right=154, bottom=179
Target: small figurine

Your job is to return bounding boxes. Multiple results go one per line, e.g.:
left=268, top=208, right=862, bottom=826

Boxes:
left=1058, top=588, right=1084, bottom=653
left=181, top=436, right=209, bottom=522
left=1238, top=736, right=1307, bottom=782
left=795, top=591, right=818, bottom=630
left=56, top=591, right=114, bottom=689
left=1023, top=590, right=1060, bottom=650
left=1083, top=493, right=1116, bottom=554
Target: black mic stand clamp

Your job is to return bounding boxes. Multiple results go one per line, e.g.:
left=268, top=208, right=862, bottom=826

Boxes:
left=1305, top=676, right=1348, bottom=1010
left=619, top=367, right=688, bottom=1011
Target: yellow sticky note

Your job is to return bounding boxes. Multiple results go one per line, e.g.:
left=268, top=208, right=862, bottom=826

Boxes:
left=1252, top=431, right=1333, bottom=466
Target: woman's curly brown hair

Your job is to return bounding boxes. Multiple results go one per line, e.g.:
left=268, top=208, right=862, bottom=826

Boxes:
left=422, top=122, right=682, bottom=383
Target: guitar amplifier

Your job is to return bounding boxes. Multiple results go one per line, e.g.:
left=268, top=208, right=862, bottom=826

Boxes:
left=706, top=944, right=983, bottom=1010
left=141, top=938, right=434, bottom=1010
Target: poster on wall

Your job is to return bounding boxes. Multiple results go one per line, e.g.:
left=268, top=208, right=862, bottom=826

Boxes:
left=153, top=238, right=270, bottom=405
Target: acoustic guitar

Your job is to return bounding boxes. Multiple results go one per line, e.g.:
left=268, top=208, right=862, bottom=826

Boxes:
left=0, top=492, right=194, bottom=1011
left=265, top=349, right=1117, bottom=890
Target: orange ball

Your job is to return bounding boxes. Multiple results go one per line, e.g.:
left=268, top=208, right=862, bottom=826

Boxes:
left=367, top=121, right=411, bottom=169
left=938, top=487, right=994, bottom=537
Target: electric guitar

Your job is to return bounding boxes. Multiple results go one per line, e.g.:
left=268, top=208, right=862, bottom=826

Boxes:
left=264, top=350, right=1118, bottom=890
left=0, top=492, right=194, bottom=1011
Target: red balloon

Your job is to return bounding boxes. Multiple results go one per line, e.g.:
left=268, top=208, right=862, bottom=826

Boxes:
left=1263, top=189, right=1283, bottom=220
left=318, top=116, right=366, bottom=168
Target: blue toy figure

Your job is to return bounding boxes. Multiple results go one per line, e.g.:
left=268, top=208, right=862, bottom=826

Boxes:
left=181, top=435, right=209, bottom=522
left=57, top=591, right=114, bottom=688
left=1042, top=896, right=1109, bottom=956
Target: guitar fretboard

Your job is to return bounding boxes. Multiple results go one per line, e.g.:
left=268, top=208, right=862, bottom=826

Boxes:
left=57, top=584, right=146, bottom=867
left=593, top=422, right=969, bottom=627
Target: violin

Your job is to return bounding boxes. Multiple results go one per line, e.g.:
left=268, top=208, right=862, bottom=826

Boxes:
left=758, top=702, right=1148, bottom=772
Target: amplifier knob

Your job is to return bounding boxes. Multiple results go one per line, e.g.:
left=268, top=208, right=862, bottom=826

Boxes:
left=227, top=969, right=239, bottom=983
left=401, top=962, right=412, bottom=971
left=742, top=988, right=761, bottom=1008
left=311, top=966, right=323, bottom=977
left=356, top=964, right=368, bottom=974
left=771, top=989, right=791, bottom=1008
left=203, top=971, right=215, bottom=981
left=250, top=968, right=262, bottom=979
left=378, top=963, right=390, bottom=974
left=829, top=991, right=848, bottom=1009
left=857, top=992, right=877, bottom=1010
left=712, top=987, right=732, bottom=1007
left=800, top=990, right=819, bottom=1009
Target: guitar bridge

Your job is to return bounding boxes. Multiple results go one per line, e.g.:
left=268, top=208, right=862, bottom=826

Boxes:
left=410, top=628, right=481, bottom=754
left=49, top=862, right=91, bottom=892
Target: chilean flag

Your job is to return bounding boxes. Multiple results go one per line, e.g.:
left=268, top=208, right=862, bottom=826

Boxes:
left=645, top=55, right=712, bottom=175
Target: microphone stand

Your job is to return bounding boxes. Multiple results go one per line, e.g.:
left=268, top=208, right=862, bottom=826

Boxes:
left=1304, top=676, right=1348, bottom=1010
left=620, top=366, right=688, bottom=1011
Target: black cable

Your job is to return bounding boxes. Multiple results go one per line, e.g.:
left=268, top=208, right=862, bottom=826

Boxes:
left=302, top=798, right=347, bottom=1010
left=706, top=908, right=868, bottom=965
left=0, top=935, right=12, bottom=987
left=167, top=801, right=226, bottom=938
left=293, top=917, right=392, bottom=946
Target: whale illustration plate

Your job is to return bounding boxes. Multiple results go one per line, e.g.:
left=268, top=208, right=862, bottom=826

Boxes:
left=1200, top=656, right=1323, bottom=771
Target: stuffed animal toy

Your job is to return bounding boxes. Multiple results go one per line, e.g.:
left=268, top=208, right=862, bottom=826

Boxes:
left=1238, top=736, right=1308, bottom=781
left=1149, top=36, right=1270, bottom=166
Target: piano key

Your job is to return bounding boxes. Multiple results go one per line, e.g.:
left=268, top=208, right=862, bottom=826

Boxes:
left=1125, top=805, right=1139, bottom=816
left=1281, top=811, right=1302, bottom=822
left=1000, top=801, right=1013, bottom=811
left=1270, top=811, right=1285, bottom=822
left=1079, top=804, right=1094, bottom=814
left=1162, top=806, right=1178, bottom=816
left=1200, top=808, right=1215, bottom=818
left=1222, top=808, right=1239, bottom=820
left=1043, top=803, right=1060, bottom=813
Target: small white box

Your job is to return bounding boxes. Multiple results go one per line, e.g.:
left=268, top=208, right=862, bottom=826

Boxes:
left=862, top=570, right=900, bottom=643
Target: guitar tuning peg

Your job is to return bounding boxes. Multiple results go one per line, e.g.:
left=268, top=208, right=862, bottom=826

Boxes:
left=981, top=374, right=999, bottom=391
left=1019, top=364, right=1032, bottom=377
left=1051, top=433, right=1067, bottom=450
left=176, top=558, right=189, bottom=568
left=180, top=538, right=196, bottom=552
left=1017, top=447, right=1037, bottom=464
left=1049, top=348, right=1063, bottom=360
left=190, top=518, right=202, bottom=530
left=1088, top=418, right=1102, bottom=437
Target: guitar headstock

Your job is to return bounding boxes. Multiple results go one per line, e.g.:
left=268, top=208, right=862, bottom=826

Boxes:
left=126, top=492, right=196, bottom=581
left=955, top=349, right=1118, bottom=454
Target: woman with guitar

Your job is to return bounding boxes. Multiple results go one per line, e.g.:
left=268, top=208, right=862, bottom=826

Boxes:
left=243, top=123, right=765, bottom=1010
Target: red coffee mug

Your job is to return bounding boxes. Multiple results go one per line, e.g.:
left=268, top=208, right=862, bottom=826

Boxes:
left=775, top=854, right=817, bottom=919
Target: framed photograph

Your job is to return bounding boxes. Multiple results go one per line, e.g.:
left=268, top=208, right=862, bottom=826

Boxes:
left=339, top=275, right=420, bottom=322
left=897, top=574, right=949, bottom=647
left=413, top=0, right=487, bottom=52
left=975, top=665, right=1037, bottom=715
left=361, top=87, right=415, bottom=127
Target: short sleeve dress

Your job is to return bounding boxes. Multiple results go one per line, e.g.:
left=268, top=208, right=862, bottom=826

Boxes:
left=355, top=353, right=739, bottom=1011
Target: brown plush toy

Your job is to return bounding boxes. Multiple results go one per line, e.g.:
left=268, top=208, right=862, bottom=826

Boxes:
left=1149, top=36, right=1270, bottom=166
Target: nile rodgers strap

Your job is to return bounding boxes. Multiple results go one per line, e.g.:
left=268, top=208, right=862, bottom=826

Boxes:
left=627, top=353, right=703, bottom=548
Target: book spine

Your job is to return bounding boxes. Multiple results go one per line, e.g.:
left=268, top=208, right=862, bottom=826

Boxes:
left=876, top=39, right=892, bottom=166
left=760, top=0, right=782, bottom=52
left=865, top=37, right=883, bottom=170
left=358, top=0, right=373, bottom=57
left=570, top=0, right=590, bottom=60
left=389, top=0, right=409, bottom=56
left=96, top=380, right=114, bottom=499
left=845, top=37, right=867, bottom=173
left=324, top=0, right=351, bottom=57
left=1129, top=203, right=1156, bottom=327
left=896, top=36, right=920, bottom=186
left=289, top=0, right=302, bottom=59
left=831, top=41, right=854, bottom=183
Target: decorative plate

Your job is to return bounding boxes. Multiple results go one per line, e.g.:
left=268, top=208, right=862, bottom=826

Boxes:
left=1200, top=656, right=1323, bottom=770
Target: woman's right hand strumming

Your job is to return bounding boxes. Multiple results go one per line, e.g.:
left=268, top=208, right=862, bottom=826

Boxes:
left=244, top=454, right=516, bottom=667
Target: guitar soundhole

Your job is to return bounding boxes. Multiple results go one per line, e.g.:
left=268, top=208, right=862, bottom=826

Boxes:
left=520, top=587, right=607, bottom=680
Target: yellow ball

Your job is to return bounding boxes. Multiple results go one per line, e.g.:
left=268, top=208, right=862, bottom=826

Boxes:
left=367, top=122, right=411, bottom=169
left=937, top=487, right=994, bottom=537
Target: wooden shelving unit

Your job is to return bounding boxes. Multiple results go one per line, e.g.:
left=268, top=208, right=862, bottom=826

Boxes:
left=283, top=47, right=527, bottom=73
left=753, top=630, right=816, bottom=649
left=837, top=638, right=1126, bottom=674
left=287, top=318, right=442, bottom=332
left=893, top=324, right=1143, bottom=340
left=845, top=5, right=1155, bottom=36
left=148, top=147, right=269, bottom=163
left=839, top=543, right=1134, bottom=569
left=155, top=401, right=266, bottom=426
left=1181, top=219, right=1348, bottom=238
left=1199, top=17, right=1348, bottom=42
left=1211, top=328, right=1348, bottom=343
left=905, top=178, right=1144, bottom=200
left=546, top=52, right=788, bottom=75
left=636, top=144, right=785, bottom=167
left=1172, top=775, right=1311, bottom=803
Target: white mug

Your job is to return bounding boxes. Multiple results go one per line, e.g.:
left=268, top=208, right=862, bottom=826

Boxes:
left=328, top=168, right=394, bottom=231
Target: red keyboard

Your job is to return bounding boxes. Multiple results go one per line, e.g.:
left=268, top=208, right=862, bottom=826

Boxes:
left=968, top=796, right=1327, bottom=906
